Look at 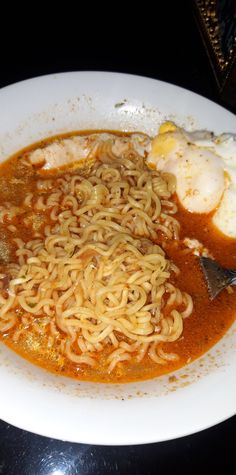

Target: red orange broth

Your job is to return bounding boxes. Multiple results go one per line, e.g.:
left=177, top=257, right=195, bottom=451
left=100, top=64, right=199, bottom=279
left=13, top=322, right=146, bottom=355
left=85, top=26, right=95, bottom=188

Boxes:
left=0, top=132, right=235, bottom=383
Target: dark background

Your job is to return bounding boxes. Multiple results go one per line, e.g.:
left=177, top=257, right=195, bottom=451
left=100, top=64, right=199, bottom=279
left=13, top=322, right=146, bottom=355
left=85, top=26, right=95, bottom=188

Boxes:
left=0, top=1, right=235, bottom=474
left=0, top=2, right=219, bottom=102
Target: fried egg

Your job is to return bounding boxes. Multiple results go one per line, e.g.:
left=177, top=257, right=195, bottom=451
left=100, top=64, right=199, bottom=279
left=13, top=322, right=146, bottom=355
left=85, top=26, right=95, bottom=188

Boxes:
left=147, top=122, right=236, bottom=238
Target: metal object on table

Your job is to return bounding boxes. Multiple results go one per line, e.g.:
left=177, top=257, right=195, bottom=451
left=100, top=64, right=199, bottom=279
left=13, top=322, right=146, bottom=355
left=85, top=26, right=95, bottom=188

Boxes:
left=193, top=0, right=236, bottom=112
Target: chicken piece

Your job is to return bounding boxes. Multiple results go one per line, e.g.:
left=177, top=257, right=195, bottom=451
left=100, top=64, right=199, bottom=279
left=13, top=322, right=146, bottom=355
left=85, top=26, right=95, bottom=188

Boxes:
left=183, top=238, right=211, bottom=257
left=28, top=133, right=152, bottom=172
left=28, top=134, right=114, bottom=171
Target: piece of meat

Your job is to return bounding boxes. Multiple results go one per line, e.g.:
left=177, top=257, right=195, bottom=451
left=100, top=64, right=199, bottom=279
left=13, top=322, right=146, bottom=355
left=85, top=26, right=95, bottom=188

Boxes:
left=28, top=134, right=113, bottom=170
left=27, top=133, right=151, bottom=172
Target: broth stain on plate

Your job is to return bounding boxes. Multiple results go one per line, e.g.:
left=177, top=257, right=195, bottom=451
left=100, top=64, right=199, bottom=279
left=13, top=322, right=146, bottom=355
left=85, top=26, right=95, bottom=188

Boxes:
left=0, top=323, right=235, bottom=400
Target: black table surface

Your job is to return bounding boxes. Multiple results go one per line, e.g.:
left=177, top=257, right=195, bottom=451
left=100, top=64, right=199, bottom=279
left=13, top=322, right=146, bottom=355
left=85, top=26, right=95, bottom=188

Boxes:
left=0, top=2, right=235, bottom=474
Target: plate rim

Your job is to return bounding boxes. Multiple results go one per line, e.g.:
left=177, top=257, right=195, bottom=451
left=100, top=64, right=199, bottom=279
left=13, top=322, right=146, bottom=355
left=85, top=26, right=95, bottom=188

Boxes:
left=0, top=70, right=235, bottom=445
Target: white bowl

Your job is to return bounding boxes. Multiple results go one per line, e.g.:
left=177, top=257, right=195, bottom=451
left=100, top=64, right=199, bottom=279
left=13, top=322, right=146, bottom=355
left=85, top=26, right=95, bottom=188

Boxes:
left=0, top=72, right=235, bottom=445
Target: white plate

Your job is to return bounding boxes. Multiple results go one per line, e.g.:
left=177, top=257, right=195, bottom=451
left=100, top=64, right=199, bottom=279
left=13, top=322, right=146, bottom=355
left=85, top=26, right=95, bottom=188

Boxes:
left=0, top=72, right=235, bottom=445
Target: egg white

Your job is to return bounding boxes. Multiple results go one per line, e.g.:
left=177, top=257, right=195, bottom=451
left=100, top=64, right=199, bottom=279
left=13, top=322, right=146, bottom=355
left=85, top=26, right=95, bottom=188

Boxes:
left=147, top=123, right=236, bottom=238
left=162, top=146, right=224, bottom=213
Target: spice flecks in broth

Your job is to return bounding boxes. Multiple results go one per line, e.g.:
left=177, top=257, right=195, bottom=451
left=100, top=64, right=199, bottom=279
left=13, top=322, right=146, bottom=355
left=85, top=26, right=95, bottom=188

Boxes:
left=0, top=130, right=235, bottom=383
